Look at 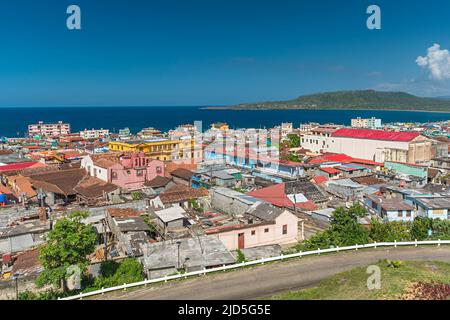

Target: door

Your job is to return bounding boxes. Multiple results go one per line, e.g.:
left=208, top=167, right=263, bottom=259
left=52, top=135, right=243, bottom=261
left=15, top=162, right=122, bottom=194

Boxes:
left=238, top=233, right=245, bottom=249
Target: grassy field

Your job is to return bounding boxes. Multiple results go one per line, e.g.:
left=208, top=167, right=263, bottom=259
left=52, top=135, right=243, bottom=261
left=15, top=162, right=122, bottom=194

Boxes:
left=268, top=260, right=450, bottom=300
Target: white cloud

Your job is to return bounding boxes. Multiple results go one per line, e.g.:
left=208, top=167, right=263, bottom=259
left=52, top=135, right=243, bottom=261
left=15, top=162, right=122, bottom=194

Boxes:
left=416, top=43, right=450, bottom=80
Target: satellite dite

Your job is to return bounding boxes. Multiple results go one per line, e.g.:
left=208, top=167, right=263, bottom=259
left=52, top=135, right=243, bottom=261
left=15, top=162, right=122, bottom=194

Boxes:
left=64, top=4, right=382, bottom=32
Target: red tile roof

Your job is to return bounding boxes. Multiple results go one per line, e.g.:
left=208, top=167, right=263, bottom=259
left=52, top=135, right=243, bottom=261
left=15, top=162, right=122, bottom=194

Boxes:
left=312, top=176, right=328, bottom=184
left=332, top=128, right=420, bottom=142
left=320, top=167, right=341, bottom=174
left=307, top=153, right=383, bottom=166
left=0, top=162, right=39, bottom=172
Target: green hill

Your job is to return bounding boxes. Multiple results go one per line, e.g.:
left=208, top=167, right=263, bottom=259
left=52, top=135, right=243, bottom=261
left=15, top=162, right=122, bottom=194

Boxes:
left=210, top=90, right=450, bottom=112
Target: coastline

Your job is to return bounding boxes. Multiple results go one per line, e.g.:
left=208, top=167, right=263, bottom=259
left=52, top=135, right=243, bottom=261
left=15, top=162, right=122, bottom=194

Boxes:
left=202, top=106, right=450, bottom=114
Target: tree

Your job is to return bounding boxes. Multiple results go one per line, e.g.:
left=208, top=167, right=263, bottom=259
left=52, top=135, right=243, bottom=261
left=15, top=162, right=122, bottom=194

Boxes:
left=411, top=217, right=432, bottom=240
left=36, top=211, right=97, bottom=291
left=369, top=219, right=410, bottom=242
left=297, top=204, right=369, bottom=251
left=286, top=134, right=300, bottom=148
left=329, top=204, right=369, bottom=246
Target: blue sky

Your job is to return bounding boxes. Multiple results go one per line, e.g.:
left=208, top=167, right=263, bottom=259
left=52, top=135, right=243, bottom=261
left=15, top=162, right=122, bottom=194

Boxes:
left=1, top=0, right=450, bottom=107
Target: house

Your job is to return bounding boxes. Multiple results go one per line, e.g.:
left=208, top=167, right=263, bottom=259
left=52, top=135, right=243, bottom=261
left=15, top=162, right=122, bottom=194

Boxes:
left=211, top=187, right=259, bottom=216
left=106, top=208, right=151, bottom=257
left=73, top=176, right=120, bottom=205
left=81, top=152, right=165, bottom=191
left=412, top=197, right=450, bottom=220
left=192, top=168, right=236, bottom=189
left=0, top=219, right=51, bottom=254
left=247, top=178, right=329, bottom=211
left=309, top=208, right=336, bottom=224
left=29, top=168, right=87, bottom=205
left=154, top=206, right=187, bottom=233
left=159, top=184, right=209, bottom=208
left=170, top=168, right=194, bottom=186
left=364, top=195, right=415, bottom=222
left=206, top=202, right=299, bottom=250
left=140, top=235, right=235, bottom=279
left=144, top=176, right=175, bottom=194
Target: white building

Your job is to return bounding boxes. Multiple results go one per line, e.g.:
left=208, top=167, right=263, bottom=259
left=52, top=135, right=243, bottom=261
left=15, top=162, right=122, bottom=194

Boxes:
left=328, top=128, right=433, bottom=164
left=351, top=117, right=382, bottom=129
left=28, top=121, right=70, bottom=137
left=300, top=126, right=340, bottom=153
left=79, top=128, right=110, bottom=139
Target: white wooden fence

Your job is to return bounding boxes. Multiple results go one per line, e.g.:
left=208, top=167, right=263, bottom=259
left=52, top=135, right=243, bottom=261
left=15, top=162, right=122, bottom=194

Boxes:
left=59, top=239, right=450, bottom=300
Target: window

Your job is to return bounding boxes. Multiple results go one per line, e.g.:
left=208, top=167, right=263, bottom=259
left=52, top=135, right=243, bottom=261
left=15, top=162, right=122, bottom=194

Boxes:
left=264, top=228, right=269, bottom=233
left=156, top=166, right=162, bottom=174
left=111, top=172, right=118, bottom=180
left=406, top=211, right=411, bottom=217
left=136, top=169, right=143, bottom=176
left=282, top=224, right=288, bottom=235
left=398, top=211, right=403, bottom=217
left=251, top=230, right=256, bottom=236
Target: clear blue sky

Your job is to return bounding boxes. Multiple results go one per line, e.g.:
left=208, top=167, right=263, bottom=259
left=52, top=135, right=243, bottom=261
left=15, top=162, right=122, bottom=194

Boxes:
left=1, top=0, right=450, bottom=107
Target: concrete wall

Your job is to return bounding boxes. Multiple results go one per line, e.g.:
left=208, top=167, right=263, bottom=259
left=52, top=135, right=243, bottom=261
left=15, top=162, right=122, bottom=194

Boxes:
left=211, top=190, right=252, bottom=216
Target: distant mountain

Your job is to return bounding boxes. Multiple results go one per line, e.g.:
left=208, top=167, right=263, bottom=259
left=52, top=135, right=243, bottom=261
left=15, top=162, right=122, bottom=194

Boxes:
left=207, top=90, right=450, bottom=112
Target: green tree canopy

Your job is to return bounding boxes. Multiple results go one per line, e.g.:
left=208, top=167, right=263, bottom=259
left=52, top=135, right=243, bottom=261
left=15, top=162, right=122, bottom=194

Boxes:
left=36, top=211, right=97, bottom=290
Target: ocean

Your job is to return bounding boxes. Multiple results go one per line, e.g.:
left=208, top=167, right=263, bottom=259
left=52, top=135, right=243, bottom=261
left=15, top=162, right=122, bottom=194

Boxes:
left=0, top=106, right=449, bottom=137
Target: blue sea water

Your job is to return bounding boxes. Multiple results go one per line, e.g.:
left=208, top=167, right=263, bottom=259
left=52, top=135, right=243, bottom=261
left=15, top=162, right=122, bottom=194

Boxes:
left=0, top=106, right=449, bottom=137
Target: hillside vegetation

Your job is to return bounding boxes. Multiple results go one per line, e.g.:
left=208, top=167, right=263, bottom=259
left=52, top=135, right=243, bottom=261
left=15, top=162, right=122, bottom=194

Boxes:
left=210, top=90, right=450, bottom=112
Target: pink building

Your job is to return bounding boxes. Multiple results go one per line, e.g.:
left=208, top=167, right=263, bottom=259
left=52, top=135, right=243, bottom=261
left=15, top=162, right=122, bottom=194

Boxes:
left=82, top=152, right=164, bottom=191
left=205, top=202, right=299, bottom=250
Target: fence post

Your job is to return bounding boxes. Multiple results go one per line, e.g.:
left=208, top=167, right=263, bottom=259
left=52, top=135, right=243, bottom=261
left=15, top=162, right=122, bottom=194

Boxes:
left=317, top=248, right=321, bottom=255
left=336, top=246, right=339, bottom=253
left=164, top=276, right=168, bottom=283
left=101, top=287, right=104, bottom=295
left=394, top=240, right=397, bottom=248
left=123, top=283, right=127, bottom=291
left=415, top=239, right=418, bottom=247
left=222, top=264, right=226, bottom=272
left=355, top=244, right=358, bottom=251
left=203, top=267, right=206, bottom=275
left=374, top=241, right=377, bottom=249
left=281, top=253, right=284, bottom=261
left=438, top=239, right=441, bottom=247
left=299, top=251, right=302, bottom=258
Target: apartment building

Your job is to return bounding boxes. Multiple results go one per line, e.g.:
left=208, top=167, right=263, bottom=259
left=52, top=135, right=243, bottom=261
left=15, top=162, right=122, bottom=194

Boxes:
left=300, top=125, right=340, bottom=153
left=28, top=121, right=70, bottom=137
left=351, top=117, right=382, bottom=129
left=79, top=128, right=110, bottom=139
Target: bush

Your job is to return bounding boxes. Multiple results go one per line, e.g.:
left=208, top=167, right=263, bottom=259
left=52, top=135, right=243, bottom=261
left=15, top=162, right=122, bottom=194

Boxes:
left=236, top=250, right=246, bottom=263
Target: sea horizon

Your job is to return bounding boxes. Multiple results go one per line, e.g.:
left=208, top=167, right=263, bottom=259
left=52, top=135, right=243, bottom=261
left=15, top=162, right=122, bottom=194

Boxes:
left=0, top=106, right=449, bottom=138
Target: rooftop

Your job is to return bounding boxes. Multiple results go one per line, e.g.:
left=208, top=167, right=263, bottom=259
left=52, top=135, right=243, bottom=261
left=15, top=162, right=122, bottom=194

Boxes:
left=332, top=128, right=420, bottom=142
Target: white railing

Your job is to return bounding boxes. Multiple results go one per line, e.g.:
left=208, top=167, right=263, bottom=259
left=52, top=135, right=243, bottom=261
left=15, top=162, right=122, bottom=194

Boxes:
left=59, top=239, right=450, bottom=300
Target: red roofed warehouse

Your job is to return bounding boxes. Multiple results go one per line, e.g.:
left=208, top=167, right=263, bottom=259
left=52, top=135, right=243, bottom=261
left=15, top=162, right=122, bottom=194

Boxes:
left=328, top=128, right=433, bottom=164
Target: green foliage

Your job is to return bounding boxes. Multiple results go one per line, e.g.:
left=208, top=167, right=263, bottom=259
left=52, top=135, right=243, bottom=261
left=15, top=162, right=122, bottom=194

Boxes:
left=18, top=289, right=67, bottom=300
left=369, top=219, right=411, bottom=242
left=142, top=215, right=157, bottom=236
left=236, top=249, right=246, bottom=263
left=36, top=211, right=97, bottom=290
left=286, top=134, right=300, bottom=148
left=285, top=153, right=302, bottom=163
left=411, top=217, right=432, bottom=241
left=297, top=204, right=369, bottom=251
left=131, top=192, right=142, bottom=200
left=92, top=258, right=144, bottom=289
left=188, top=199, right=203, bottom=212
left=385, top=260, right=403, bottom=268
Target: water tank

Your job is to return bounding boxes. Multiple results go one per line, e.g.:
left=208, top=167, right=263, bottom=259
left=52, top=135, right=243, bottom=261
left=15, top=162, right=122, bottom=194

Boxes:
left=0, top=193, right=7, bottom=203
